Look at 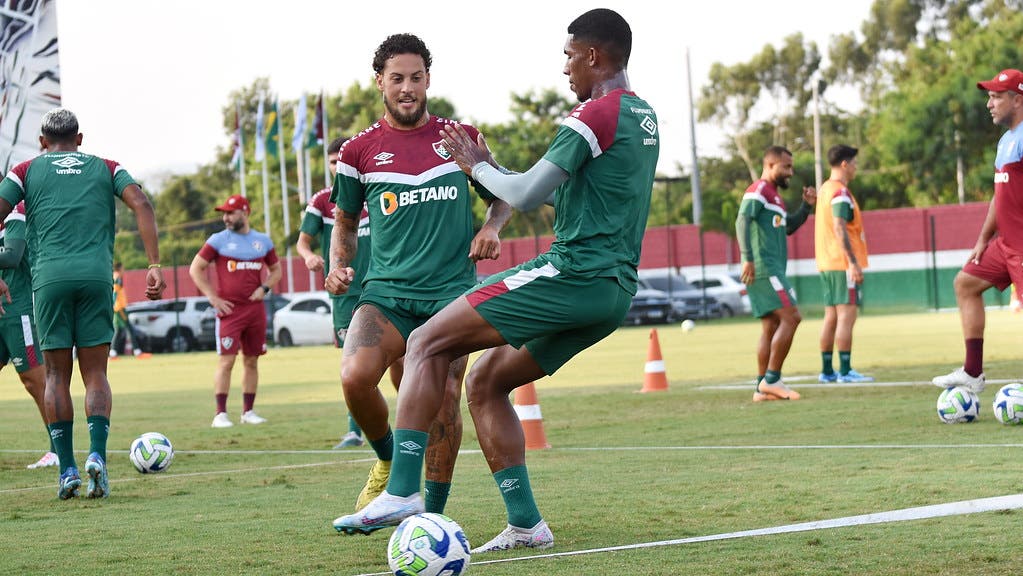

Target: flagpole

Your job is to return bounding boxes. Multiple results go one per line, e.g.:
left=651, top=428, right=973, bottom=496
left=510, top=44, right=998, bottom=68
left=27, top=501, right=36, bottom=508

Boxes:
left=256, top=95, right=272, bottom=239
left=277, top=95, right=294, bottom=294
left=236, top=102, right=247, bottom=198
left=321, top=90, right=331, bottom=189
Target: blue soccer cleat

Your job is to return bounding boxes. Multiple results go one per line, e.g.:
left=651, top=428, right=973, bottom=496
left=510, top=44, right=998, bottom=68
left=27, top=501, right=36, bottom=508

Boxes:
left=85, top=452, right=109, bottom=499
left=837, top=369, right=875, bottom=383
left=58, top=466, right=82, bottom=500
left=818, top=372, right=838, bottom=383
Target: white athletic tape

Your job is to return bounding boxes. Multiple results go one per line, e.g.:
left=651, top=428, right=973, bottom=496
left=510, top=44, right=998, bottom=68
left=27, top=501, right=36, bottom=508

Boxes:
left=514, top=404, right=543, bottom=420
left=645, top=360, right=665, bottom=373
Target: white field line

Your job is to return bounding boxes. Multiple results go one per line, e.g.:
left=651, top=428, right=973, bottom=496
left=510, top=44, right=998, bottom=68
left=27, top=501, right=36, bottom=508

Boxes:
left=354, top=493, right=1023, bottom=576
left=700, top=376, right=1019, bottom=391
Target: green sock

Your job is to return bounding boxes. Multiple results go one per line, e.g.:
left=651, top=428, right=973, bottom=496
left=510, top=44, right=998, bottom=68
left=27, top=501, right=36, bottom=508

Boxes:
left=839, top=351, right=852, bottom=375
left=348, top=414, right=362, bottom=437
left=46, top=425, right=56, bottom=453
left=754, top=375, right=764, bottom=390
left=386, top=429, right=428, bottom=498
left=821, top=352, right=834, bottom=375
left=87, top=415, right=109, bottom=462
left=48, top=420, right=75, bottom=473
left=764, top=370, right=781, bottom=384
left=494, top=465, right=542, bottom=529
left=424, top=480, right=451, bottom=514
left=368, top=428, right=394, bottom=462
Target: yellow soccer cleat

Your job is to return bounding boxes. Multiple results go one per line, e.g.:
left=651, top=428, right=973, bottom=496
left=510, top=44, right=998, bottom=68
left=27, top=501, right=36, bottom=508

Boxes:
left=355, top=459, right=391, bottom=510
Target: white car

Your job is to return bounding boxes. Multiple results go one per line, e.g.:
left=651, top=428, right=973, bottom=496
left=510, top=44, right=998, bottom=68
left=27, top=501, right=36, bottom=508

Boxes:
left=689, top=272, right=752, bottom=316
left=272, top=291, right=334, bottom=347
left=126, top=296, right=214, bottom=352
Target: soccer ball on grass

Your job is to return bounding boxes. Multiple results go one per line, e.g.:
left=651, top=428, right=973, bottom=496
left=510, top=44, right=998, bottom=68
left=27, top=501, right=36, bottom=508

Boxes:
left=992, top=383, right=1023, bottom=425
left=936, top=386, right=979, bottom=424
left=129, top=432, right=174, bottom=473
left=388, top=513, right=470, bottom=576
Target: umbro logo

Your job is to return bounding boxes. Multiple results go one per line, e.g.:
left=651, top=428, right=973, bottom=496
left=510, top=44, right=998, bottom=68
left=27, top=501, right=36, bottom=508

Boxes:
left=374, top=152, right=394, bottom=166
left=640, top=116, right=657, bottom=136
left=499, top=479, right=519, bottom=490
left=52, top=156, right=84, bottom=174
left=399, top=441, right=423, bottom=451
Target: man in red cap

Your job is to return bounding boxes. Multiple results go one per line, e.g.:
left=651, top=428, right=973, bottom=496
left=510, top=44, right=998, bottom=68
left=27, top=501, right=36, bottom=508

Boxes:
left=189, top=194, right=282, bottom=427
left=933, top=69, right=1023, bottom=392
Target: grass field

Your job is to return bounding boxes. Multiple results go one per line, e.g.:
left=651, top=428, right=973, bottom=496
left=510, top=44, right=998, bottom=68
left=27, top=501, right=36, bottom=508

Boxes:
left=2, top=309, right=1022, bottom=575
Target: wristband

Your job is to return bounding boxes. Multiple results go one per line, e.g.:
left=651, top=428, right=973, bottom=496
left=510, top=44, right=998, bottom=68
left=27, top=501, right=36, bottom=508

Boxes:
left=148, top=264, right=161, bottom=269
left=261, top=284, right=271, bottom=294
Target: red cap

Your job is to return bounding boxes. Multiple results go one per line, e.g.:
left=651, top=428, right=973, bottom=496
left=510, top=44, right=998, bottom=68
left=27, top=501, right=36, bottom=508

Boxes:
left=214, top=194, right=250, bottom=214
left=977, top=69, right=1023, bottom=95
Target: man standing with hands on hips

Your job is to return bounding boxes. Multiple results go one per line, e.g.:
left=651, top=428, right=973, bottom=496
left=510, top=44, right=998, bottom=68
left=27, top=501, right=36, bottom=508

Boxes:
left=190, top=194, right=281, bottom=428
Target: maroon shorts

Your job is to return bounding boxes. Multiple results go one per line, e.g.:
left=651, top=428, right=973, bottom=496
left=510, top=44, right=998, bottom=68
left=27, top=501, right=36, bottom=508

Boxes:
left=962, top=236, right=1023, bottom=299
left=215, top=302, right=267, bottom=357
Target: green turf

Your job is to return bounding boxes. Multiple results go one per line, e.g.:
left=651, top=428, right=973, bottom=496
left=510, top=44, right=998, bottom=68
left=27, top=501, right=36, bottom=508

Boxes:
left=2, top=309, right=1021, bottom=575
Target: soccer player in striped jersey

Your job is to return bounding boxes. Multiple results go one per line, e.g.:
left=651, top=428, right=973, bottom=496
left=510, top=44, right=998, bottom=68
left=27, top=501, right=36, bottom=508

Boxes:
left=736, top=146, right=816, bottom=402
left=933, top=69, right=1023, bottom=393
left=325, top=33, right=512, bottom=521
left=295, top=136, right=403, bottom=449
left=333, top=9, right=656, bottom=553
left=814, top=144, right=873, bottom=384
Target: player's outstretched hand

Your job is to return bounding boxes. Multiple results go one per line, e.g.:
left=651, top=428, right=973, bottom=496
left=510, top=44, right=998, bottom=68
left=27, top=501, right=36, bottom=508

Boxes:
left=441, top=124, right=491, bottom=175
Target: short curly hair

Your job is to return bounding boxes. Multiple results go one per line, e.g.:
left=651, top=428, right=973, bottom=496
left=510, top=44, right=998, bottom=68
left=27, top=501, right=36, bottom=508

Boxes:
left=372, top=33, right=432, bottom=74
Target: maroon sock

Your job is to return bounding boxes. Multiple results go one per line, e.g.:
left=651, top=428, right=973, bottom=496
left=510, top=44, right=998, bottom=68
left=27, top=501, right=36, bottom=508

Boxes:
left=215, top=393, right=228, bottom=414
left=243, top=393, right=255, bottom=413
left=964, top=338, right=984, bottom=377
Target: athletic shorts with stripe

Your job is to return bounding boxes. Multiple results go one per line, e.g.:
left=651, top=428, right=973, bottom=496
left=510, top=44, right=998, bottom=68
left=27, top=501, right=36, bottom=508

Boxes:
left=33, top=279, right=114, bottom=350
left=465, top=256, right=633, bottom=375
left=332, top=295, right=358, bottom=348
left=0, top=314, right=42, bottom=372
left=962, top=236, right=1023, bottom=301
left=819, top=270, right=862, bottom=307
left=747, top=274, right=798, bottom=318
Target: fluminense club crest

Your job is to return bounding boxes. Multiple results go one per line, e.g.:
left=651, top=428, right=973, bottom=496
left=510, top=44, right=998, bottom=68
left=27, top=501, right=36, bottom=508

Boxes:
left=432, top=141, right=451, bottom=160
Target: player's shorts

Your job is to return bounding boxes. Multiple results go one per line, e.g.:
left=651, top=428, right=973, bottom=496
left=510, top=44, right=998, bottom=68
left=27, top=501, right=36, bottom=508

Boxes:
left=747, top=274, right=797, bottom=318
left=962, top=236, right=1023, bottom=300
left=0, top=314, right=42, bottom=373
left=355, top=292, right=452, bottom=342
left=215, top=302, right=267, bottom=357
left=819, top=270, right=862, bottom=307
left=33, top=280, right=113, bottom=350
left=465, top=256, right=632, bottom=375
left=332, top=294, right=358, bottom=348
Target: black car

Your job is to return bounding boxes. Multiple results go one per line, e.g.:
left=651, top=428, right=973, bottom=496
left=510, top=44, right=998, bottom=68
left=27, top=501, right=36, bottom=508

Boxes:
left=623, top=288, right=673, bottom=326
left=638, top=272, right=724, bottom=321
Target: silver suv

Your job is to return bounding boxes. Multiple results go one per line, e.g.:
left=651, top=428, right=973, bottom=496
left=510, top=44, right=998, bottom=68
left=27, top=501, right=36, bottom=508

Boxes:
left=126, top=296, right=215, bottom=353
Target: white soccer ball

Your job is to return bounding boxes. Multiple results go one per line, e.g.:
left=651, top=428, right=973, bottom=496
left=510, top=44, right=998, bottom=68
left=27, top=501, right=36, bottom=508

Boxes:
left=992, top=383, right=1023, bottom=425
left=681, top=319, right=696, bottom=332
left=936, top=386, right=980, bottom=424
left=388, top=513, right=470, bottom=576
left=129, top=432, right=174, bottom=473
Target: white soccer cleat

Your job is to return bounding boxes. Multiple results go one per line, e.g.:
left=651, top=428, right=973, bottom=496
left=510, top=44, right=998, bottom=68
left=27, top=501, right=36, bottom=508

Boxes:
left=211, top=412, right=234, bottom=428
left=240, top=410, right=267, bottom=425
left=333, top=491, right=424, bottom=535
left=27, top=451, right=58, bottom=469
left=932, top=367, right=985, bottom=394
left=471, top=520, right=554, bottom=554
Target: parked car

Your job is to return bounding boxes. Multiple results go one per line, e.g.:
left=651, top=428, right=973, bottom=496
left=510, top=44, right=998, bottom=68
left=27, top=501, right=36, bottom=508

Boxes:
left=127, top=296, right=214, bottom=353
left=689, top=272, right=752, bottom=316
left=637, top=272, right=723, bottom=321
left=623, top=288, right=674, bottom=326
left=199, top=293, right=292, bottom=348
left=272, top=291, right=334, bottom=347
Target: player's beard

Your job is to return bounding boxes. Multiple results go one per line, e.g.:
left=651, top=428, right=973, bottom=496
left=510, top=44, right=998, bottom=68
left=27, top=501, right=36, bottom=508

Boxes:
left=384, top=96, right=427, bottom=128
left=776, top=176, right=790, bottom=189
left=227, top=219, right=245, bottom=232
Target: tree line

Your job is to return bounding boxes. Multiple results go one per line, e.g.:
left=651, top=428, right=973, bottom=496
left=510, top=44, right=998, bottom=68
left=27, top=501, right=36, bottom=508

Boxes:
left=114, top=0, right=1023, bottom=268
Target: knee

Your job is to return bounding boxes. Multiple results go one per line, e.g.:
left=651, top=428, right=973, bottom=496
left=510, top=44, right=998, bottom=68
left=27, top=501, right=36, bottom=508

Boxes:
left=952, top=272, right=979, bottom=297
left=464, top=363, right=489, bottom=408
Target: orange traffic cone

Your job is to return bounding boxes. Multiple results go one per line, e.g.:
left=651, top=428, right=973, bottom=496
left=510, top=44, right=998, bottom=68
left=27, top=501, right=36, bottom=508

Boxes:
left=513, top=382, right=551, bottom=450
left=640, top=328, right=669, bottom=392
